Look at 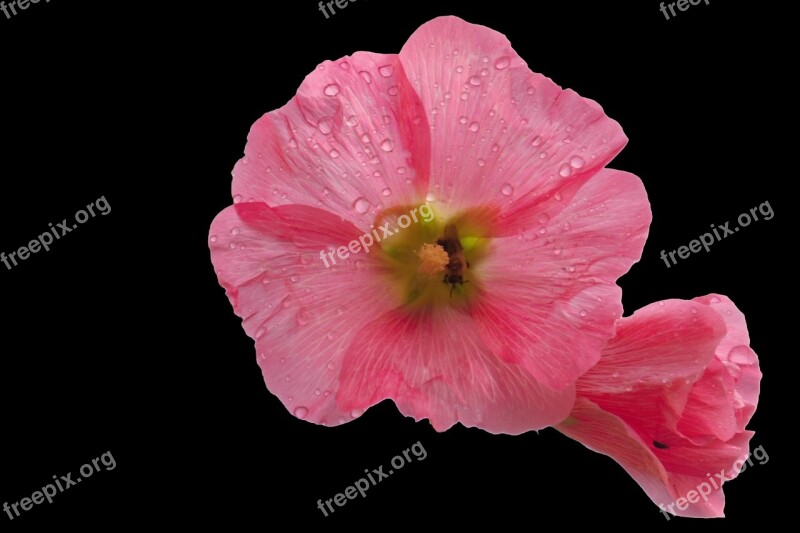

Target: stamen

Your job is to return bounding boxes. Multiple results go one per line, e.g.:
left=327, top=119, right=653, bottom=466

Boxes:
left=416, top=243, right=449, bottom=276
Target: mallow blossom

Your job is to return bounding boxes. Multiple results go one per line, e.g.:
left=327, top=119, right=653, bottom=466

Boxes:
left=557, top=294, right=761, bottom=518
left=209, top=16, right=651, bottom=433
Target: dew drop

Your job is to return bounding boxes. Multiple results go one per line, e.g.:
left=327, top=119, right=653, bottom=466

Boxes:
left=359, top=71, right=372, bottom=84
left=477, top=158, right=486, bottom=167
left=459, top=115, right=469, bottom=124
left=230, top=227, right=240, bottom=236
left=350, top=408, right=364, bottom=418
left=233, top=194, right=243, bottom=204
left=559, top=164, right=572, bottom=177
left=293, top=406, right=309, bottom=419
left=324, top=83, right=340, bottom=96
left=353, top=197, right=370, bottom=214
left=494, top=56, right=511, bottom=69
left=469, top=121, right=480, bottom=132
left=380, top=139, right=394, bottom=152
left=381, top=188, right=392, bottom=196
left=378, top=65, right=394, bottom=77
left=317, top=118, right=333, bottom=135
left=570, top=155, right=585, bottom=169
left=387, top=86, right=399, bottom=96
left=468, top=75, right=481, bottom=86
left=501, top=183, right=514, bottom=196
left=345, top=115, right=358, bottom=127
left=209, top=235, right=218, bottom=243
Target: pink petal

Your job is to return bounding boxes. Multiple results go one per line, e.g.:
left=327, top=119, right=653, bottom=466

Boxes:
left=398, top=16, right=627, bottom=212
left=693, top=294, right=762, bottom=426
left=557, top=398, right=729, bottom=518
left=209, top=202, right=398, bottom=426
left=578, top=299, right=727, bottom=445
left=231, top=52, right=431, bottom=228
left=580, top=299, right=727, bottom=394
left=470, top=168, right=651, bottom=390
left=336, top=306, right=575, bottom=434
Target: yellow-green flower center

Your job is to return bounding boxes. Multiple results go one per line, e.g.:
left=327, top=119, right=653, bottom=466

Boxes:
left=373, top=203, right=492, bottom=309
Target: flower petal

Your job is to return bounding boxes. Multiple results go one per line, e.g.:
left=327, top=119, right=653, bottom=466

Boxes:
left=336, top=306, right=575, bottom=434
left=471, top=168, right=651, bottom=390
left=209, top=202, right=397, bottom=426
left=398, top=16, right=627, bottom=212
left=693, top=294, right=761, bottom=427
left=232, top=52, right=431, bottom=228
left=557, top=398, right=731, bottom=518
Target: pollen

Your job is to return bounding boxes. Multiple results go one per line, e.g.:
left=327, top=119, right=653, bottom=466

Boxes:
left=416, top=243, right=449, bottom=276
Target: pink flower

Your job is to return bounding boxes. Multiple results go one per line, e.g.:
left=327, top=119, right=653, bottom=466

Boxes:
left=209, top=16, right=651, bottom=433
left=557, top=295, right=762, bottom=518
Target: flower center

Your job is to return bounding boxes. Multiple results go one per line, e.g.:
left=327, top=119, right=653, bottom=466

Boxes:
left=373, top=204, right=492, bottom=309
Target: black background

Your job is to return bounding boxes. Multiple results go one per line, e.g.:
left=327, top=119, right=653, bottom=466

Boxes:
left=0, top=1, right=791, bottom=531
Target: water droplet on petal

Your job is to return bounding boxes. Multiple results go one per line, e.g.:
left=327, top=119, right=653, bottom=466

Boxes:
left=345, top=115, right=358, bottom=127
left=501, top=183, right=514, bottom=196
left=478, top=158, right=486, bottom=167
left=350, top=408, right=364, bottom=418
left=468, top=75, right=481, bottom=86
left=230, top=227, right=240, bottom=235
left=570, top=155, right=585, bottom=169
left=209, top=235, right=218, bottom=243
left=380, top=139, right=394, bottom=152
left=387, top=86, right=399, bottom=96
left=494, top=56, right=511, bottom=69
left=296, top=309, right=310, bottom=326
left=294, top=406, right=309, bottom=419
left=378, top=65, right=394, bottom=77
left=359, top=71, right=372, bottom=84
left=426, top=191, right=437, bottom=202
left=381, top=188, right=392, bottom=196
left=559, top=164, right=572, bottom=177
left=324, top=83, right=340, bottom=96
left=353, top=197, right=370, bottom=214
left=469, top=121, right=480, bottom=132
left=317, top=118, right=333, bottom=135
left=233, top=194, right=243, bottom=204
